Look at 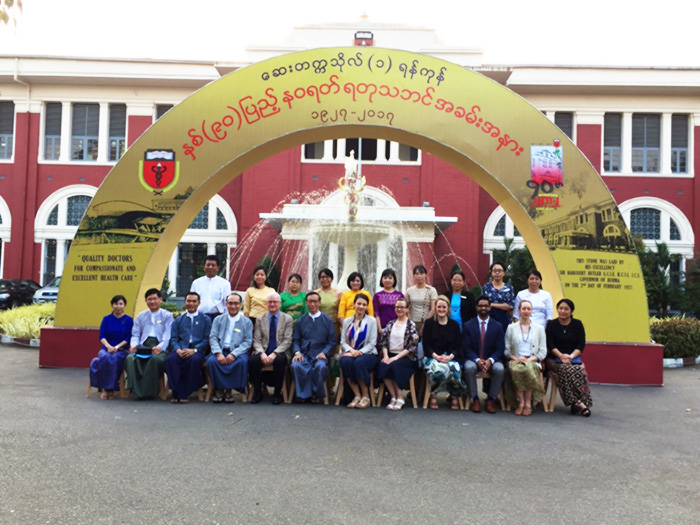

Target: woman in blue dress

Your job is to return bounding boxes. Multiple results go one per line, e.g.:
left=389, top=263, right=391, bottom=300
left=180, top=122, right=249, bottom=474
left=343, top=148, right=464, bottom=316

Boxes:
left=481, top=262, right=515, bottom=333
left=89, top=295, right=134, bottom=399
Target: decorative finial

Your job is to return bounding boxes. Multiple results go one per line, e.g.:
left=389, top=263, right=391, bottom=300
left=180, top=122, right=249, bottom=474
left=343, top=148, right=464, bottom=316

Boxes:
left=338, top=150, right=366, bottom=223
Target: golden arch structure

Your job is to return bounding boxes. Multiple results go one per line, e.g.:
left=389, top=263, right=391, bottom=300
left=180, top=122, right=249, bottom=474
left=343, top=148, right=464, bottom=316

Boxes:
left=46, top=48, right=660, bottom=382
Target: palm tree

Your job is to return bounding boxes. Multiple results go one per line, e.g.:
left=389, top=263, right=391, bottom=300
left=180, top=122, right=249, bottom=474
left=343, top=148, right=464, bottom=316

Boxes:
left=635, top=238, right=681, bottom=317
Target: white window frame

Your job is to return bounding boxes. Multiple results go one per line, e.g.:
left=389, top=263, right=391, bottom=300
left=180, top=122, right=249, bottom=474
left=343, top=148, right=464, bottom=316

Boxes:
left=301, top=138, right=421, bottom=166
left=39, top=101, right=133, bottom=166
left=0, top=195, right=12, bottom=277
left=0, top=100, right=16, bottom=162
left=34, top=185, right=98, bottom=284
left=108, top=103, right=127, bottom=162
left=618, top=197, right=695, bottom=272
left=483, top=206, right=525, bottom=260
left=166, top=195, right=238, bottom=295
left=609, top=112, right=694, bottom=178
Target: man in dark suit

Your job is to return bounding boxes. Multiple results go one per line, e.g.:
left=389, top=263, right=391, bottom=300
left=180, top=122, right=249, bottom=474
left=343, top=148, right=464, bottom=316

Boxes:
left=462, top=295, right=505, bottom=413
left=249, top=291, right=294, bottom=405
left=165, top=292, right=212, bottom=403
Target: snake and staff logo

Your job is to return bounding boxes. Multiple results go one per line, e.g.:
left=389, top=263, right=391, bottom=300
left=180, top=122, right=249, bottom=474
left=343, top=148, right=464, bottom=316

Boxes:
left=138, top=149, right=180, bottom=195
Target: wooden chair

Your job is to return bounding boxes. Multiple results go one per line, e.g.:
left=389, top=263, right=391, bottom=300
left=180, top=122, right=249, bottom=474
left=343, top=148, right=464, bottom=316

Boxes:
left=421, top=370, right=465, bottom=409
left=87, top=367, right=168, bottom=400
left=544, top=370, right=559, bottom=412
left=203, top=363, right=248, bottom=403
left=119, top=371, right=168, bottom=400
left=85, top=370, right=128, bottom=399
left=158, top=375, right=168, bottom=400
left=500, top=368, right=551, bottom=413
left=204, top=367, right=214, bottom=402
left=287, top=371, right=332, bottom=405
left=334, top=370, right=376, bottom=406
left=247, top=363, right=288, bottom=404
left=458, top=370, right=507, bottom=411
left=375, top=373, right=419, bottom=408
left=161, top=374, right=205, bottom=402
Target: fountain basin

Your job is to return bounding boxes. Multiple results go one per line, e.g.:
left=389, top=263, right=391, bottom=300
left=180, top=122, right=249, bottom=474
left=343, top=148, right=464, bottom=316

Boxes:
left=313, top=221, right=391, bottom=246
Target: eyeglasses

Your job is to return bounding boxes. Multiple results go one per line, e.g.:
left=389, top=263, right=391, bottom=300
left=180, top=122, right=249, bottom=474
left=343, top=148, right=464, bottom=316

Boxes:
left=394, top=305, right=406, bottom=309
left=306, top=299, right=320, bottom=304
left=492, top=269, right=504, bottom=273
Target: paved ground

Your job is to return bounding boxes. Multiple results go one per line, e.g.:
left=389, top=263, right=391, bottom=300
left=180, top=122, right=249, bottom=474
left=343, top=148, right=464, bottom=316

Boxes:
left=1, top=344, right=699, bottom=524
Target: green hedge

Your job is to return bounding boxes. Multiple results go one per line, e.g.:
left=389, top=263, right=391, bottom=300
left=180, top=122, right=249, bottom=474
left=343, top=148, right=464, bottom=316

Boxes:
left=650, top=317, right=700, bottom=359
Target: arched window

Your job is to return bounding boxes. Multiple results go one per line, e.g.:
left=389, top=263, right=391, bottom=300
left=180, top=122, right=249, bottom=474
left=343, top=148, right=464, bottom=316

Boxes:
left=483, top=206, right=524, bottom=258
left=619, top=197, right=695, bottom=284
left=630, top=208, right=661, bottom=240
left=0, top=195, right=11, bottom=277
left=35, top=185, right=97, bottom=285
left=36, top=188, right=238, bottom=291
left=170, top=195, right=238, bottom=297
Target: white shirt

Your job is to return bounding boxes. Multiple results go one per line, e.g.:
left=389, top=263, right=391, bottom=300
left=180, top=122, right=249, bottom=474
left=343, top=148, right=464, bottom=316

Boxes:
left=388, top=320, right=407, bottom=353
left=478, top=316, right=490, bottom=331
left=517, top=331, right=533, bottom=358
left=191, top=275, right=232, bottom=315
left=513, top=289, right=553, bottom=328
left=309, top=311, right=322, bottom=320
left=185, top=311, right=197, bottom=343
left=146, top=311, right=161, bottom=338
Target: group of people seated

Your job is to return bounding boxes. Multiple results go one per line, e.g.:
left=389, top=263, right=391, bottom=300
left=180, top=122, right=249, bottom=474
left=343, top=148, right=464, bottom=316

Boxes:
left=88, top=256, right=592, bottom=417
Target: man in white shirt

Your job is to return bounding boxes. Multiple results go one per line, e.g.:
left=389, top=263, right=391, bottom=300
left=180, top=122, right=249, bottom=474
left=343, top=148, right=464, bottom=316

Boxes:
left=190, top=255, right=231, bottom=321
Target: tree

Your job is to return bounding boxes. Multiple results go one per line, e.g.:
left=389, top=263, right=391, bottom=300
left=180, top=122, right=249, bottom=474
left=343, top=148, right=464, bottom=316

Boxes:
left=680, top=253, right=700, bottom=317
left=492, top=239, right=534, bottom=293
left=0, top=0, right=22, bottom=26
left=635, top=238, right=681, bottom=317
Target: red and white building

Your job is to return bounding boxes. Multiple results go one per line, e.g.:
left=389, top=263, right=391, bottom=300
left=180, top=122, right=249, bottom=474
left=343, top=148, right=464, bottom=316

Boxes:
left=1, top=21, right=698, bottom=295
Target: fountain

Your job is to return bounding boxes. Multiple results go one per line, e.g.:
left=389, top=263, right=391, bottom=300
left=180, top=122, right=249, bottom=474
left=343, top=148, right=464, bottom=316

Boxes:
left=259, top=152, right=461, bottom=292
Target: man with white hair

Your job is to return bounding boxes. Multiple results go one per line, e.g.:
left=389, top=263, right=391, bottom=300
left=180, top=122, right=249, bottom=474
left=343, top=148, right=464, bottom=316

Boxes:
left=249, top=291, right=294, bottom=405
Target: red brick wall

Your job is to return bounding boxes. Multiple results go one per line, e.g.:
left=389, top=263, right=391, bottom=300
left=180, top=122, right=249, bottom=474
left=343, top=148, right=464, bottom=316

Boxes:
left=576, top=123, right=602, bottom=173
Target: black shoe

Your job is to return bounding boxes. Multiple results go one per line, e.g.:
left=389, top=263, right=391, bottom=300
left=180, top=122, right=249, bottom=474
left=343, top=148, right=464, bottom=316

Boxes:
left=272, top=395, right=283, bottom=405
left=250, top=392, right=264, bottom=404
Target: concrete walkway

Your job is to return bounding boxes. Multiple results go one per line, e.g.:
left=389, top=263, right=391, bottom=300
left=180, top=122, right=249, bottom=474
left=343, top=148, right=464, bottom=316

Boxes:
left=1, top=344, right=698, bottom=524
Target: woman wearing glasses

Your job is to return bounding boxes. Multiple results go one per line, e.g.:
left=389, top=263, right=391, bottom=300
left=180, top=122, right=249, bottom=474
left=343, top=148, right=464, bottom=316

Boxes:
left=481, top=262, right=515, bottom=333
left=376, top=298, right=419, bottom=410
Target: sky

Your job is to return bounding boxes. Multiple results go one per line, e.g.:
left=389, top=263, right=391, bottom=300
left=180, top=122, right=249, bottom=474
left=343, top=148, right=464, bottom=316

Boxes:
left=0, top=0, right=698, bottom=67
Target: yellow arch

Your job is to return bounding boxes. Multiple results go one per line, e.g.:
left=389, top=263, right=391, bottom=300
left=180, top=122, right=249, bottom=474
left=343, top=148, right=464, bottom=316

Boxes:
left=56, top=47, right=648, bottom=342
